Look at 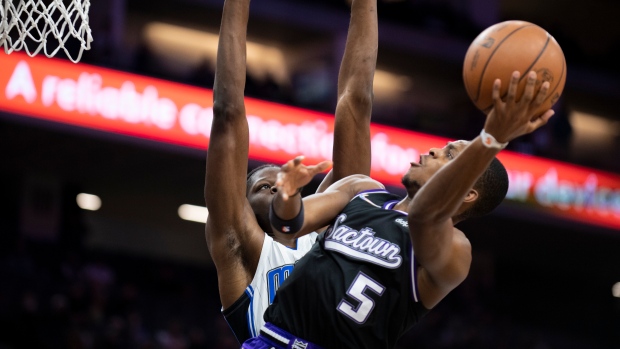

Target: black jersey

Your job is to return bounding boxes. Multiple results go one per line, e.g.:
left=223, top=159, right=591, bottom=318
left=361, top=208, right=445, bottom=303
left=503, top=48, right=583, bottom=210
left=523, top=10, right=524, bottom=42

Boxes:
left=264, top=190, right=429, bottom=349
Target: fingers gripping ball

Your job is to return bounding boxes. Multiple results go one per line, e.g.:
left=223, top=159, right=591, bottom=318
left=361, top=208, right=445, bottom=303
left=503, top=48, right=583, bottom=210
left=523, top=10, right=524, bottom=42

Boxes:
left=463, top=20, right=566, bottom=117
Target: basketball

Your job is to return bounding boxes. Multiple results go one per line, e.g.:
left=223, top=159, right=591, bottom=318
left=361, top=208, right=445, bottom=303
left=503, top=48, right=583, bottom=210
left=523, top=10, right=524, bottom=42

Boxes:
left=462, top=20, right=566, bottom=117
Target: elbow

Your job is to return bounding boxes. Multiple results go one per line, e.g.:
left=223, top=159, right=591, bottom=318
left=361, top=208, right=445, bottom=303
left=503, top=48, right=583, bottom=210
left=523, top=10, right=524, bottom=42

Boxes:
left=212, top=99, right=244, bottom=121
left=347, top=86, right=373, bottom=104
left=340, top=87, right=373, bottom=115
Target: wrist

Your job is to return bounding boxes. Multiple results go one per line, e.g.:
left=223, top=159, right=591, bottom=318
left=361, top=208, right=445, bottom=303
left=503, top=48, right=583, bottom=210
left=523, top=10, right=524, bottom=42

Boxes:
left=480, top=129, right=508, bottom=149
left=290, top=186, right=304, bottom=197
left=270, top=197, right=305, bottom=234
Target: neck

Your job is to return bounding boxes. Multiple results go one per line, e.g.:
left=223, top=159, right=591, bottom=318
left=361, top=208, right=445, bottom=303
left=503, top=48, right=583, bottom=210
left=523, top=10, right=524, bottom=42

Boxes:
left=393, top=196, right=412, bottom=213
left=273, top=233, right=298, bottom=248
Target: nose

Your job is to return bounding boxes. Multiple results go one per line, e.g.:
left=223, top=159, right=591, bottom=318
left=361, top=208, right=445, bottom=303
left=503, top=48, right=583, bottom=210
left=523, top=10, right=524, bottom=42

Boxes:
left=270, top=186, right=278, bottom=194
left=429, top=148, right=441, bottom=157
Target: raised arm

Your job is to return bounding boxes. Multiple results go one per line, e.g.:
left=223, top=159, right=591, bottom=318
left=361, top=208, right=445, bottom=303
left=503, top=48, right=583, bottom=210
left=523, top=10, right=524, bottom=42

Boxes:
left=316, top=0, right=378, bottom=193
left=204, top=0, right=264, bottom=308
left=273, top=157, right=383, bottom=236
left=408, top=71, right=555, bottom=308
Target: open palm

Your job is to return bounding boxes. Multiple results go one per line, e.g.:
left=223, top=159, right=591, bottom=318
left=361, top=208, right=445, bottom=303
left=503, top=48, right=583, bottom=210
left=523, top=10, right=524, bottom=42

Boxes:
left=276, top=156, right=332, bottom=200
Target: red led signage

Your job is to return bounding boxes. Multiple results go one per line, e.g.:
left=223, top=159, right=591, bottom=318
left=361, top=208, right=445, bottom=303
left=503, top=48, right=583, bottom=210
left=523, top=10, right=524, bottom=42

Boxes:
left=1, top=53, right=619, bottom=230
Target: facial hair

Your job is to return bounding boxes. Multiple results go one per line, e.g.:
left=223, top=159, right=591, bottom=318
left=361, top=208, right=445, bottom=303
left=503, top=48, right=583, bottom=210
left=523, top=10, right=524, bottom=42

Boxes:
left=401, top=174, right=422, bottom=199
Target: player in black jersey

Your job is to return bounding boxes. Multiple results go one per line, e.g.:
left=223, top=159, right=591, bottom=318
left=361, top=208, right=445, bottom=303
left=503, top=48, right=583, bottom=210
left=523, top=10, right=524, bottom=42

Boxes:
left=206, top=0, right=378, bottom=343
left=241, top=70, right=556, bottom=349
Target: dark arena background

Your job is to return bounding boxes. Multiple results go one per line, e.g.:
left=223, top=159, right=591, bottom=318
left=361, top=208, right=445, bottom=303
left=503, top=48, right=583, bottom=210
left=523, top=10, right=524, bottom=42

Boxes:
left=1, top=0, right=619, bottom=348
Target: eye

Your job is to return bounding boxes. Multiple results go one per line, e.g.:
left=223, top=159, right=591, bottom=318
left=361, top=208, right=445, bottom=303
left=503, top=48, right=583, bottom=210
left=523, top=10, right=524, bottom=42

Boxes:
left=447, top=151, right=454, bottom=159
left=258, top=184, right=271, bottom=191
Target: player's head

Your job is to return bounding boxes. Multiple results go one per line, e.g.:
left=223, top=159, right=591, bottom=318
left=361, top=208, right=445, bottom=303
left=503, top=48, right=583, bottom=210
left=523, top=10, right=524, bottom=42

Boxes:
left=401, top=140, right=509, bottom=222
left=247, top=164, right=280, bottom=234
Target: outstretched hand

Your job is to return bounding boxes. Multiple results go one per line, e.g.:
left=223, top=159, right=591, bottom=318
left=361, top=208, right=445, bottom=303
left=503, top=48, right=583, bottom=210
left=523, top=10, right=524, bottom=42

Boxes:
left=484, top=71, right=555, bottom=143
left=276, top=156, right=332, bottom=200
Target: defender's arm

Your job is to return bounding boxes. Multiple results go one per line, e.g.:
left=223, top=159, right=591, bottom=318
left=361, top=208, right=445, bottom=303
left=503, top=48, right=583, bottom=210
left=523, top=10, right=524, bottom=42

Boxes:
left=317, top=0, right=378, bottom=192
left=204, top=0, right=264, bottom=308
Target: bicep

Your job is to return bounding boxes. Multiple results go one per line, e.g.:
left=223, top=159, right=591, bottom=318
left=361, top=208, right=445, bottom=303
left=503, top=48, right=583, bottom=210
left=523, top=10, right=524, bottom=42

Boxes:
left=204, top=111, right=266, bottom=255
left=205, top=200, right=265, bottom=269
left=204, top=113, right=250, bottom=225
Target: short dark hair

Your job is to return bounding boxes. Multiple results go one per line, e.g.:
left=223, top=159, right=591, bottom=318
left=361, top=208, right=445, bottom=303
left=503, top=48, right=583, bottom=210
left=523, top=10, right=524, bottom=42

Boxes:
left=459, top=157, right=509, bottom=220
left=246, top=164, right=279, bottom=194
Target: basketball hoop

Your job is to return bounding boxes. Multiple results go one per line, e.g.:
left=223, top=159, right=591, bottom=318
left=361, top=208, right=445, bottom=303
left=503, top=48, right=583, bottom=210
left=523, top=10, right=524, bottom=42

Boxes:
left=0, top=0, right=92, bottom=63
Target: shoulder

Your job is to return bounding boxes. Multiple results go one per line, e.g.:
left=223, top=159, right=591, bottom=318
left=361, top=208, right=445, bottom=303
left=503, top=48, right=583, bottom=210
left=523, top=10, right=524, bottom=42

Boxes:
left=452, top=228, right=472, bottom=254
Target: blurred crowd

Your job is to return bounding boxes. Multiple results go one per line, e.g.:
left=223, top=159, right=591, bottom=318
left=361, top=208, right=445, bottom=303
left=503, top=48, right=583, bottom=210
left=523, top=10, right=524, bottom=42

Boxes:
left=0, top=227, right=614, bottom=349
left=0, top=236, right=236, bottom=349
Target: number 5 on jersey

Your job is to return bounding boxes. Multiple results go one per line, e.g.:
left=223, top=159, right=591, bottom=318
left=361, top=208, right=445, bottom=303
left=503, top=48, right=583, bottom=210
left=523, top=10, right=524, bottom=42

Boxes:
left=337, top=272, right=385, bottom=324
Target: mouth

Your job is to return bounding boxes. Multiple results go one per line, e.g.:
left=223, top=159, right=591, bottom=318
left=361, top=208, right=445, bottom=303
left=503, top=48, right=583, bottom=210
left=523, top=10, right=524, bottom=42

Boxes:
left=416, top=155, right=426, bottom=166
left=409, top=154, right=428, bottom=167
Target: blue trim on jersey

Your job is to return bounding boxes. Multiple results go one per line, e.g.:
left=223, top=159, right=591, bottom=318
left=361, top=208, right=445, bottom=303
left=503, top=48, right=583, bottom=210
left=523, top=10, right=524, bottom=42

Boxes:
left=245, top=286, right=257, bottom=337
left=286, top=238, right=299, bottom=250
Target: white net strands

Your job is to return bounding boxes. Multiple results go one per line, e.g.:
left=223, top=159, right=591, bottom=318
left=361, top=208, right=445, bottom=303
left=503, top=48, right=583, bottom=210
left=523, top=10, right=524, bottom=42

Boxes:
left=0, top=0, right=92, bottom=63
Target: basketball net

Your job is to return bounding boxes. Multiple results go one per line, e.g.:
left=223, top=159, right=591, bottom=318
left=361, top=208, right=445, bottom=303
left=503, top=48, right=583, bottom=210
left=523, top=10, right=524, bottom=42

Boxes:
left=0, top=0, right=92, bottom=63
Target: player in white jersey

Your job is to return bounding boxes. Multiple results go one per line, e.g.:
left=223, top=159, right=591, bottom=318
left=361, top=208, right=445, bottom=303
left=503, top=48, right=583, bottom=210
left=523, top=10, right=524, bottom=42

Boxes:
left=223, top=231, right=318, bottom=339
left=204, top=0, right=378, bottom=343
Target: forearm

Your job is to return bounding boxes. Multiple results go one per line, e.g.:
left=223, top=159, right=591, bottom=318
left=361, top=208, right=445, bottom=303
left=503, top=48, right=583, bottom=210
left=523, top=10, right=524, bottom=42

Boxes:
left=337, top=0, right=378, bottom=98
left=409, top=137, right=499, bottom=222
left=205, top=0, right=251, bottom=216
left=213, top=0, right=250, bottom=114
left=330, top=0, right=378, bottom=183
left=273, top=174, right=382, bottom=234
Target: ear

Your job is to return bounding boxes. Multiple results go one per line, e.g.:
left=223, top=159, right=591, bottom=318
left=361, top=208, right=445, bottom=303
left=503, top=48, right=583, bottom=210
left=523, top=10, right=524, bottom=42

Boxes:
left=463, top=188, right=478, bottom=203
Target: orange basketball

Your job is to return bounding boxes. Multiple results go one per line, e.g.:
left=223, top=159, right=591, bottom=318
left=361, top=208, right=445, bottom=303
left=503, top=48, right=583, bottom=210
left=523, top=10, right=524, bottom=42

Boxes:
left=463, top=20, right=566, bottom=117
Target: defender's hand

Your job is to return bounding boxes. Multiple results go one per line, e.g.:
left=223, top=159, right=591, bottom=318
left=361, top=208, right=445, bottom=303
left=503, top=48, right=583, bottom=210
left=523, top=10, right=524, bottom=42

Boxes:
left=484, top=71, right=555, bottom=143
left=276, top=156, right=332, bottom=200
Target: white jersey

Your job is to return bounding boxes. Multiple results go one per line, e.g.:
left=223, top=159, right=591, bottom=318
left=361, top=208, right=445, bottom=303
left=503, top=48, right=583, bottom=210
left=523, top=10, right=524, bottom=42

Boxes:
left=223, top=232, right=318, bottom=342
